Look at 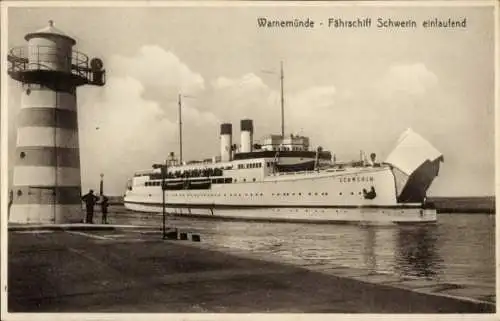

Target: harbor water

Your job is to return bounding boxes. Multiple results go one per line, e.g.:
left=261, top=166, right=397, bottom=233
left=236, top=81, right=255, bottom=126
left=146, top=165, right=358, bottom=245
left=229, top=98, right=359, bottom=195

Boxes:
left=111, top=208, right=495, bottom=288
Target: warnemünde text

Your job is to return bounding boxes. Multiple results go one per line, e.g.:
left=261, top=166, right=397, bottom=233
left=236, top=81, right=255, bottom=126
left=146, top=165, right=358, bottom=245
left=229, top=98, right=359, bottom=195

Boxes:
left=256, top=17, right=468, bottom=29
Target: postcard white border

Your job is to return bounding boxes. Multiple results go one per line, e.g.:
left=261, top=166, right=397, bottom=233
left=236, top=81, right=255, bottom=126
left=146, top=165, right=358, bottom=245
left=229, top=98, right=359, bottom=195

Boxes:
left=1, top=1, right=498, bottom=321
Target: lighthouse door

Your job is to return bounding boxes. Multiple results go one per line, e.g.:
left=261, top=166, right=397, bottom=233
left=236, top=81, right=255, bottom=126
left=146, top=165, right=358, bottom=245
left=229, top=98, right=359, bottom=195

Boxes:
left=35, top=186, right=57, bottom=223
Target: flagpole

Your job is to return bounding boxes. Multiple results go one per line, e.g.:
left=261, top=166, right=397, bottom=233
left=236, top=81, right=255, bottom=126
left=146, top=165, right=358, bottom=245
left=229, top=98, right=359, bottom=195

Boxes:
left=280, top=61, right=285, bottom=138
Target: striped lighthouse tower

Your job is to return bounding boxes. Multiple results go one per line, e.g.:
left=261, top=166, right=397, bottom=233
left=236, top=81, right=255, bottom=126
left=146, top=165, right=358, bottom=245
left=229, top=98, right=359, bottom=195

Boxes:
left=7, top=21, right=105, bottom=224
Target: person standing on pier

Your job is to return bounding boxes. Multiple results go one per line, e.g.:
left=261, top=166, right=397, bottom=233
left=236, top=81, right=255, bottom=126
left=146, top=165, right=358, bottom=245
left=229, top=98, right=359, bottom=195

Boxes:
left=8, top=189, right=13, bottom=220
left=100, top=194, right=109, bottom=224
left=82, top=189, right=99, bottom=224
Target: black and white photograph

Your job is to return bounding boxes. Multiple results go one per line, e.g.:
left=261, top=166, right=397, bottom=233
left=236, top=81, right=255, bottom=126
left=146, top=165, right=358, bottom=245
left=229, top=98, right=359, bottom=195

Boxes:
left=1, top=1, right=497, bottom=318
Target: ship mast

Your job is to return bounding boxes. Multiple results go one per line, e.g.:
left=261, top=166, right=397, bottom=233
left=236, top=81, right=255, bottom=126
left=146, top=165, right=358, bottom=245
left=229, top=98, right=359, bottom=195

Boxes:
left=280, top=61, right=285, bottom=138
left=178, top=93, right=183, bottom=165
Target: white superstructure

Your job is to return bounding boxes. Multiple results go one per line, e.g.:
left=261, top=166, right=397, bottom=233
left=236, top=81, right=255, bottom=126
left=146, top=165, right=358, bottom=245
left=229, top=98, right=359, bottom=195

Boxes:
left=124, top=121, right=444, bottom=224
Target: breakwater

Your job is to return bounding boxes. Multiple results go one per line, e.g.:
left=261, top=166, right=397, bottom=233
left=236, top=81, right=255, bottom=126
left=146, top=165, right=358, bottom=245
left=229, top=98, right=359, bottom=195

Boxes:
left=428, top=196, right=495, bottom=214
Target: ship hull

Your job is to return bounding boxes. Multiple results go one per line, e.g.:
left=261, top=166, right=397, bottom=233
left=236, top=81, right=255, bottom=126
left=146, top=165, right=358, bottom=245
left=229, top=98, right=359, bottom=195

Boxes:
left=123, top=201, right=436, bottom=224
left=124, top=166, right=437, bottom=224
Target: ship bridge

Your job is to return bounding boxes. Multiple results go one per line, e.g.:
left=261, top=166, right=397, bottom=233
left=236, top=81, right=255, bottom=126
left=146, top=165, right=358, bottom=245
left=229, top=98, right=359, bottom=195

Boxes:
left=259, top=134, right=310, bottom=152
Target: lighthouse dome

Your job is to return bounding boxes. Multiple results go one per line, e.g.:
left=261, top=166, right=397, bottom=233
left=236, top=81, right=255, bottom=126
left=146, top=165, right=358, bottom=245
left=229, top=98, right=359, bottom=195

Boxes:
left=24, top=20, right=76, bottom=45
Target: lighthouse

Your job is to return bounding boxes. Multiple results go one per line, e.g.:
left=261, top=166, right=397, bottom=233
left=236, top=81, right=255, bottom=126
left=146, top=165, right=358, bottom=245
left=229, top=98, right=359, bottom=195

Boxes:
left=7, top=21, right=105, bottom=224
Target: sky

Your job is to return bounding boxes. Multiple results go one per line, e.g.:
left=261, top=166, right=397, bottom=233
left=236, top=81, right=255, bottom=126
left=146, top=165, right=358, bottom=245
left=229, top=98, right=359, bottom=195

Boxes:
left=4, top=3, right=496, bottom=197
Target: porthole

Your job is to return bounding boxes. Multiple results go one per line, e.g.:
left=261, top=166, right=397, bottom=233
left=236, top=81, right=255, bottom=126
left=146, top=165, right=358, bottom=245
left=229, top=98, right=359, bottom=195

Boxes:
left=339, top=192, right=343, bottom=195
left=17, top=190, right=22, bottom=196
left=19, top=151, right=26, bottom=159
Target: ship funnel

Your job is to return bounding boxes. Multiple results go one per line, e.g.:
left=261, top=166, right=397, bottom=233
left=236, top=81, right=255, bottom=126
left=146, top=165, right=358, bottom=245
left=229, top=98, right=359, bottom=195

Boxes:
left=220, top=123, right=233, bottom=162
left=240, top=119, right=253, bottom=153
left=385, top=129, right=443, bottom=203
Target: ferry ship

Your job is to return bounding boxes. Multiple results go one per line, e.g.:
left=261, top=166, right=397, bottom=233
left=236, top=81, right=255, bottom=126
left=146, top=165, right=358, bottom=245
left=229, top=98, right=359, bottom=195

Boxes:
left=124, top=64, right=443, bottom=224
left=124, top=118, right=443, bottom=224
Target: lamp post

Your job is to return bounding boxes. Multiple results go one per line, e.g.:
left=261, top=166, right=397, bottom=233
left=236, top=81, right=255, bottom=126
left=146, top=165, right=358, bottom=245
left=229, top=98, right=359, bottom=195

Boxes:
left=161, top=159, right=167, bottom=239
left=99, top=173, right=104, bottom=196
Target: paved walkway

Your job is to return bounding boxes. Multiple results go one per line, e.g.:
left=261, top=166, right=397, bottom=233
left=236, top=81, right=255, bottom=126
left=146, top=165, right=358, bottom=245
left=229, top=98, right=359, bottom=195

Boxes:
left=7, top=228, right=495, bottom=313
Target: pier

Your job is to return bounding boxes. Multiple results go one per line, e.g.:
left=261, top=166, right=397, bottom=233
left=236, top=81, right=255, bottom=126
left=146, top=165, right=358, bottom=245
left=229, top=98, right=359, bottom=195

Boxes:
left=7, top=222, right=495, bottom=313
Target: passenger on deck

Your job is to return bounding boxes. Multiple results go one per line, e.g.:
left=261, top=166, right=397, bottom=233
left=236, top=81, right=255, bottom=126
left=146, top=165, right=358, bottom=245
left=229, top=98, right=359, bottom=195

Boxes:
left=82, top=189, right=99, bottom=224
